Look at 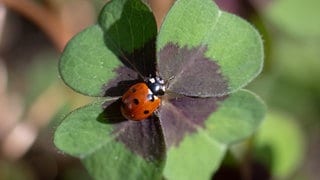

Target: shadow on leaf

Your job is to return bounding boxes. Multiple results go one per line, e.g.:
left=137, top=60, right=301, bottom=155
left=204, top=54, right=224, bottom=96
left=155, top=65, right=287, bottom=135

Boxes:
left=100, top=0, right=157, bottom=78
left=103, top=78, right=141, bottom=97
left=98, top=99, right=127, bottom=124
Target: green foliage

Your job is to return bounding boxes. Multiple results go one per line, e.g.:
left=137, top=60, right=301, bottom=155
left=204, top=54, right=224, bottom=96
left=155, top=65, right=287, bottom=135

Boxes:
left=254, top=112, right=305, bottom=178
left=59, top=25, right=121, bottom=96
left=98, top=0, right=157, bottom=54
left=272, top=37, right=320, bottom=93
left=25, top=52, right=59, bottom=106
left=55, top=0, right=265, bottom=179
left=264, top=0, right=320, bottom=38
left=205, top=90, right=265, bottom=144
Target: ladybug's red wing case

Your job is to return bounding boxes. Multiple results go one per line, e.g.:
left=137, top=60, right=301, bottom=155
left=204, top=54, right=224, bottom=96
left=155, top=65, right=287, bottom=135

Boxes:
left=121, top=83, right=161, bottom=121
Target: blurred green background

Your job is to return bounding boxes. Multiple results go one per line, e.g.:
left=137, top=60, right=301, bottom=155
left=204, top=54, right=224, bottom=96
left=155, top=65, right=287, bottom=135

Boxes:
left=0, top=0, right=319, bottom=179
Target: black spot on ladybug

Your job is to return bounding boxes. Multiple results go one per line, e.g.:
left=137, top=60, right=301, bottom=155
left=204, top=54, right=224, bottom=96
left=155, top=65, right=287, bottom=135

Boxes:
left=131, top=88, right=136, bottom=93
left=133, top=98, right=139, bottom=105
left=143, top=110, right=150, bottom=114
left=147, top=94, right=155, bottom=102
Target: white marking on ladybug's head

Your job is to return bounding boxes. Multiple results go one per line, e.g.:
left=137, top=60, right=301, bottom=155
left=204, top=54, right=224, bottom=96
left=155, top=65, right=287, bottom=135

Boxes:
left=156, top=77, right=164, bottom=84
left=149, top=78, right=156, bottom=83
left=146, top=76, right=166, bottom=96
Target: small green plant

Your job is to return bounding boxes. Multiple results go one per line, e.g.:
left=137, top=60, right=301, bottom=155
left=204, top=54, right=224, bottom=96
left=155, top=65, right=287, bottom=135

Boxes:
left=54, top=0, right=265, bottom=179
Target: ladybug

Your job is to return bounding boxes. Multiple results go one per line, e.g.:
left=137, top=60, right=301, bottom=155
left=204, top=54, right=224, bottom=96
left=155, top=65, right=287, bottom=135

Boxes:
left=121, top=76, right=166, bottom=121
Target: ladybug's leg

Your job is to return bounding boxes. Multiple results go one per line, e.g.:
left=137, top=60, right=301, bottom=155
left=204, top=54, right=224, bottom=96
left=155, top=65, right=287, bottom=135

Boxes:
left=153, top=109, right=161, bottom=118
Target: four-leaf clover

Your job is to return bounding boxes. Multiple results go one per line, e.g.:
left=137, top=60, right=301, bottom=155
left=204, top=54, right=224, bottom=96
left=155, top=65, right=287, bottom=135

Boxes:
left=54, top=0, right=265, bottom=179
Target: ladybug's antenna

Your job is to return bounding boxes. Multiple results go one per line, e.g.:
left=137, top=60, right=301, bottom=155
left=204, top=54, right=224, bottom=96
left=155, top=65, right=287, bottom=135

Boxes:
left=104, top=36, right=145, bottom=79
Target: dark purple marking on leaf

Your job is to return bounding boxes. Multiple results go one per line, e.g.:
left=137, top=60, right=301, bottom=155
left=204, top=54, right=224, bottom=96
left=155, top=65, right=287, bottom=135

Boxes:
left=158, top=43, right=229, bottom=97
left=102, top=66, right=141, bottom=97
left=113, top=115, right=166, bottom=161
left=99, top=99, right=166, bottom=161
left=159, top=95, right=227, bottom=147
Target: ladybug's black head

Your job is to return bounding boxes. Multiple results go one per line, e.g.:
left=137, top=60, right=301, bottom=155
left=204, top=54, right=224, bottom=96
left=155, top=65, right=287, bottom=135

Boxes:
left=146, top=76, right=166, bottom=96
